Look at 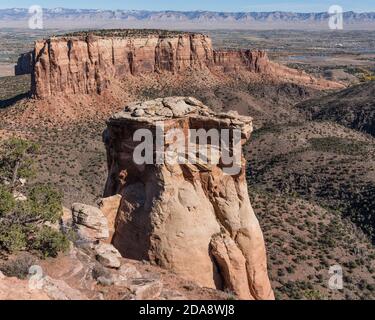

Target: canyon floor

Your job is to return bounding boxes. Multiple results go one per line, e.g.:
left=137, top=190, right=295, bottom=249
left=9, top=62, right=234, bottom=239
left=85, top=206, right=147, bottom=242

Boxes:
left=1, top=30, right=375, bottom=300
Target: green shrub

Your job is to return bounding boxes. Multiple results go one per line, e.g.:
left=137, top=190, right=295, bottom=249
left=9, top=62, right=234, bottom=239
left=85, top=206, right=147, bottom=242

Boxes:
left=31, top=226, right=69, bottom=258
left=0, top=138, right=39, bottom=188
left=0, top=139, right=67, bottom=258
left=27, top=185, right=63, bottom=223
left=0, top=224, right=27, bottom=252
left=0, top=186, right=15, bottom=215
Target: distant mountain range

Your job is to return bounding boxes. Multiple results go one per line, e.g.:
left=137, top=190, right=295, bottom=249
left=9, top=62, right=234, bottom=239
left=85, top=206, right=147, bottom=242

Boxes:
left=1, top=8, right=375, bottom=30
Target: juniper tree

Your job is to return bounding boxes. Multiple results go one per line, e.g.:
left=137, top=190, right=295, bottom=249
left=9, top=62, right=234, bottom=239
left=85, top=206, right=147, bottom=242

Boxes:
left=0, top=138, right=69, bottom=257
left=0, top=138, right=39, bottom=190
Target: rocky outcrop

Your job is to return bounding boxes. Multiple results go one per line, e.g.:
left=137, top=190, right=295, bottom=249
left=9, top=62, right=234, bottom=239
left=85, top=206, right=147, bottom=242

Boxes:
left=213, top=50, right=270, bottom=73
left=0, top=198, right=250, bottom=301
left=22, top=30, right=272, bottom=98
left=98, top=195, right=122, bottom=243
left=0, top=272, right=88, bottom=300
left=103, top=96, right=274, bottom=300
left=94, top=243, right=122, bottom=269
left=15, top=51, right=34, bottom=75
left=71, top=203, right=109, bottom=242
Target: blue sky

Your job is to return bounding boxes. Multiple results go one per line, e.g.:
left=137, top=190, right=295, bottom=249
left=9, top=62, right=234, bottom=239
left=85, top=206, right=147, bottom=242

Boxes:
left=1, top=1, right=374, bottom=12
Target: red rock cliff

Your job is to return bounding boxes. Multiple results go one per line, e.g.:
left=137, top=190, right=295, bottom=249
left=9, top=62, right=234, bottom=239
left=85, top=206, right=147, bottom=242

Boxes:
left=15, top=51, right=34, bottom=75
left=27, top=30, right=271, bottom=98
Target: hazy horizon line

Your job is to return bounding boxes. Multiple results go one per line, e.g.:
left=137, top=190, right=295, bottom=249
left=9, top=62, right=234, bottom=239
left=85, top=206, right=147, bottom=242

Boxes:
left=1, top=7, right=375, bottom=14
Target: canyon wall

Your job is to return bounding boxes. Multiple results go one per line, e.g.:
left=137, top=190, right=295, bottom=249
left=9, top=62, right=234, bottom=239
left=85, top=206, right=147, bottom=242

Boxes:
left=103, top=96, right=274, bottom=300
left=22, top=31, right=271, bottom=98
left=15, top=51, right=34, bottom=75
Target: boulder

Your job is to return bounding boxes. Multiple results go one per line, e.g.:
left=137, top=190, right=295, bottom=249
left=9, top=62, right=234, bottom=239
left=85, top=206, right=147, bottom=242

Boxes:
left=129, top=278, right=163, bottom=300
left=71, top=203, right=109, bottom=241
left=119, top=264, right=142, bottom=280
left=97, top=276, right=114, bottom=287
left=42, top=276, right=88, bottom=300
left=94, top=243, right=122, bottom=269
left=98, top=195, right=122, bottom=242
left=112, top=264, right=142, bottom=287
left=60, top=206, right=73, bottom=232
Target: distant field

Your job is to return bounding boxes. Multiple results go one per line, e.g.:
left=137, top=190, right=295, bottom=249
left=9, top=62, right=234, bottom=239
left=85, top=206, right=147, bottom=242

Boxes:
left=0, top=63, right=15, bottom=77
left=206, top=30, right=375, bottom=84
left=0, top=74, right=30, bottom=108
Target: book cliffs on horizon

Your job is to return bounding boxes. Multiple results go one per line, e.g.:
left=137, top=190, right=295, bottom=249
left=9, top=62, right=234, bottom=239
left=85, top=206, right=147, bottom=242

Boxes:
left=1, top=8, right=375, bottom=30
left=1, top=8, right=375, bottom=14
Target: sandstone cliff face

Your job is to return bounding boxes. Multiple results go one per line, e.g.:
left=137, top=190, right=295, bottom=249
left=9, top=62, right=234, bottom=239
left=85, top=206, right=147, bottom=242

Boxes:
left=15, top=51, right=34, bottom=75
left=213, top=50, right=270, bottom=73
left=103, top=96, right=274, bottom=300
left=25, top=32, right=271, bottom=98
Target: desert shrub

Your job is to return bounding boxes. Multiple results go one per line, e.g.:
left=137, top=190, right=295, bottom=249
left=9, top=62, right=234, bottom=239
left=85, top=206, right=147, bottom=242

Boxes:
left=31, top=226, right=70, bottom=258
left=286, top=266, right=295, bottom=274
left=0, top=224, right=27, bottom=252
left=0, top=186, right=15, bottom=215
left=0, top=138, right=39, bottom=189
left=0, top=138, right=68, bottom=258
left=303, top=289, right=325, bottom=300
left=0, top=254, right=37, bottom=279
left=27, top=185, right=63, bottom=223
left=309, top=137, right=368, bottom=156
left=277, top=268, right=285, bottom=277
left=0, top=185, right=68, bottom=256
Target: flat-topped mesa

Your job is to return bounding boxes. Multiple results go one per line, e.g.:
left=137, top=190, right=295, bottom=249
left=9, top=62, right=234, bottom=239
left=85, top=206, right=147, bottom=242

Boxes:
left=103, top=96, right=274, bottom=300
left=23, top=29, right=271, bottom=98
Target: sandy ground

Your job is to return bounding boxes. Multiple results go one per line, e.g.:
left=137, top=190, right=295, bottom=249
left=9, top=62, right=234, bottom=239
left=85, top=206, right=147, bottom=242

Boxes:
left=0, top=63, right=15, bottom=77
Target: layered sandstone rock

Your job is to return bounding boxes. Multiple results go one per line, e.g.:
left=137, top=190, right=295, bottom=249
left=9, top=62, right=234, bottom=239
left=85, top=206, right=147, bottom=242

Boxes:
left=213, top=50, right=270, bottom=73
left=71, top=203, right=109, bottom=242
left=99, top=195, right=122, bottom=243
left=22, top=30, right=272, bottom=98
left=103, top=96, right=274, bottom=300
left=15, top=51, right=34, bottom=75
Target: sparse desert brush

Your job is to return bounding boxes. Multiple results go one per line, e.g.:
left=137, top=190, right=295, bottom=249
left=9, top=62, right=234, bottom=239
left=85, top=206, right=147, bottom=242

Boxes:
left=0, top=253, right=37, bottom=279
left=0, top=138, right=68, bottom=258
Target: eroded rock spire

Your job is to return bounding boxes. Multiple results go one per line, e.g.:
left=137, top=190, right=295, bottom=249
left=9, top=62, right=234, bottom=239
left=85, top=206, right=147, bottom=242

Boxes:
left=103, top=96, right=274, bottom=300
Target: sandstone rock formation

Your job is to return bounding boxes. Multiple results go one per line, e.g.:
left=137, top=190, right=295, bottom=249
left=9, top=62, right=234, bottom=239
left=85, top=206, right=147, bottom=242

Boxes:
left=99, top=195, right=122, bottom=242
left=129, top=278, right=164, bottom=300
left=0, top=202, right=237, bottom=300
left=213, top=50, right=270, bottom=73
left=94, top=243, right=122, bottom=269
left=15, top=51, right=34, bottom=75
left=22, top=30, right=272, bottom=98
left=103, top=96, right=274, bottom=300
left=71, top=203, right=109, bottom=242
